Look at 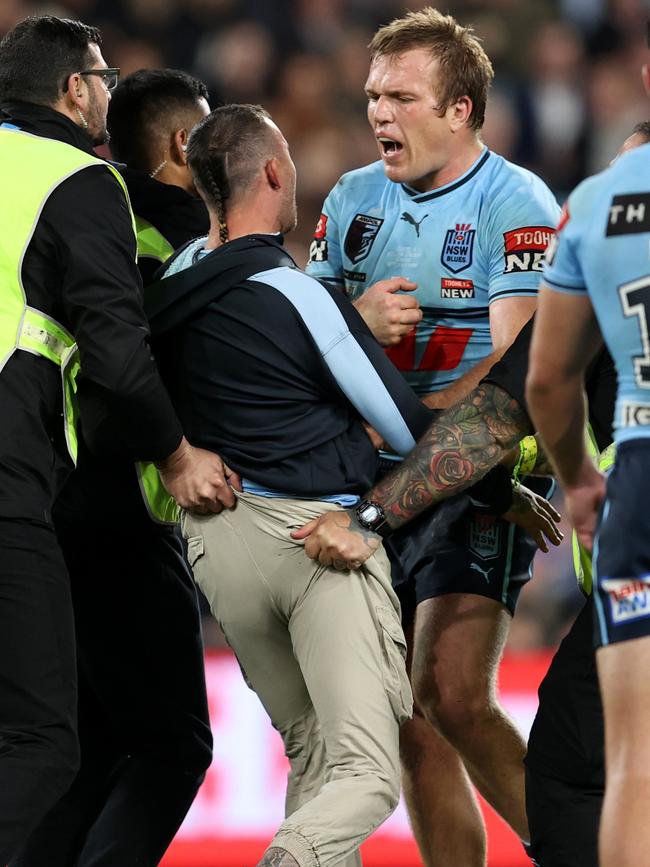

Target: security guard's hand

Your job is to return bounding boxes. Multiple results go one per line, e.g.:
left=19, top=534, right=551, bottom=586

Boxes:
left=353, top=277, right=421, bottom=347
left=502, top=483, right=563, bottom=553
left=157, top=437, right=242, bottom=513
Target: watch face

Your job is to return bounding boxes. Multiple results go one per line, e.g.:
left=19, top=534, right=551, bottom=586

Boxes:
left=359, top=503, right=381, bottom=524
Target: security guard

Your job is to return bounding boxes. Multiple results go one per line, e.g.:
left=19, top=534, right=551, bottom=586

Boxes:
left=13, top=69, right=215, bottom=867
left=0, top=17, right=231, bottom=864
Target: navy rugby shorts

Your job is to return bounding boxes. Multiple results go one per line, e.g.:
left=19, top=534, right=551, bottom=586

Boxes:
left=593, top=439, right=650, bottom=646
left=379, top=459, right=554, bottom=627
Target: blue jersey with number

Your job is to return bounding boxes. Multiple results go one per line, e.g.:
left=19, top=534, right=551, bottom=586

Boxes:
left=307, top=147, right=559, bottom=395
left=543, top=142, right=650, bottom=445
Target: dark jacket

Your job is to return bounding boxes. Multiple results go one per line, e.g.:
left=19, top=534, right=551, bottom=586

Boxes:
left=54, top=167, right=210, bottom=527
left=0, top=101, right=183, bottom=521
left=146, top=234, right=432, bottom=497
left=484, top=316, right=616, bottom=449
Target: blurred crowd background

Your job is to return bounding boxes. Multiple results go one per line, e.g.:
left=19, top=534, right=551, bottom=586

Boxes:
left=4, top=0, right=648, bottom=650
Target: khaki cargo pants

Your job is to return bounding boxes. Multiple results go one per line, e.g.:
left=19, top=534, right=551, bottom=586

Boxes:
left=183, top=491, right=412, bottom=867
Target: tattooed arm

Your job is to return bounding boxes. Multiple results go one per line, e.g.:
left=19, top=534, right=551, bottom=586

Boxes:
left=292, top=382, right=538, bottom=565
left=374, top=382, right=531, bottom=530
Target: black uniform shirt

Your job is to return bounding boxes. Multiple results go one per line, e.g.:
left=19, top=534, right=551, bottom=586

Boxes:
left=484, top=316, right=616, bottom=448
left=0, top=102, right=183, bottom=521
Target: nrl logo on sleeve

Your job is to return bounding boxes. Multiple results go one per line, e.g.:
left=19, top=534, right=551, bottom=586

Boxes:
left=343, top=213, right=384, bottom=264
left=503, top=226, right=554, bottom=273
left=441, top=223, right=475, bottom=274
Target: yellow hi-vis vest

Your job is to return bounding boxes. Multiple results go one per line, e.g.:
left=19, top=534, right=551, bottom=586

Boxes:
left=572, top=425, right=616, bottom=595
left=0, top=126, right=135, bottom=464
left=133, top=218, right=180, bottom=525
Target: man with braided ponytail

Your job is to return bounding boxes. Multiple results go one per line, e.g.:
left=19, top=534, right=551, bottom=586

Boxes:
left=142, top=103, right=440, bottom=867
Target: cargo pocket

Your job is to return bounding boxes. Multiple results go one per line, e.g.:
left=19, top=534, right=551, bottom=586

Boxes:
left=376, top=605, right=413, bottom=724
left=185, top=535, right=204, bottom=569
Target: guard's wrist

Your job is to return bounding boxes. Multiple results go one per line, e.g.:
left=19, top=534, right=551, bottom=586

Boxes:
left=512, top=435, right=537, bottom=483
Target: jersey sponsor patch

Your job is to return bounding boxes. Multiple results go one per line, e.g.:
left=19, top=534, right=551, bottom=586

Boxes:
left=606, top=193, right=650, bottom=236
left=343, top=268, right=366, bottom=282
left=601, top=578, right=650, bottom=624
left=468, top=513, right=501, bottom=560
left=309, top=238, right=328, bottom=262
left=313, top=213, right=328, bottom=239
left=545, top=205, right=570, bottom=267
left=344, top=213, right=384, bottom=264
left=441, top=278, right=474, bottom=299
left=503, top=226, right=554, bottom=273
left=441, top=223, right=475, bottom=274
left=621, top=401, right=650, bottom=427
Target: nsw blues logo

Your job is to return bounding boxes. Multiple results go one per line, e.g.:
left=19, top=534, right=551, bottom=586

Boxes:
left=441, top=222, right=476, bottom=274
left=344, top=213, right=384, bottom=264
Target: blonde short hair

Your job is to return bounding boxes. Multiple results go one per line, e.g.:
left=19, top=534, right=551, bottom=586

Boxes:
left=369, top=7, right=493, bottom=130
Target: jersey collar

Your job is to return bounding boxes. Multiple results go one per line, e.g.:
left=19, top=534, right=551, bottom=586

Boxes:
left=401, top=147, right=491, bottom=203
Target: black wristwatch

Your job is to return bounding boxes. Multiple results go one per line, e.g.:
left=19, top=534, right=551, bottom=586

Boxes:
left=354, top=499, right=391, bottom=538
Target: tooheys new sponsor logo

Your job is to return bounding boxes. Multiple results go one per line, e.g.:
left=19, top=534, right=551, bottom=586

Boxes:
left=441, top=278, right=474, bottom=299
left=601, top=578, right=650, bottom=624
left=309, top=213, right=329, bottom=263
left=503, top=226, right=554, bottom=273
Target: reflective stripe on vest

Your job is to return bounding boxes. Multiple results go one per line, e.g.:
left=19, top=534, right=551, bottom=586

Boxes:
left=136, top=461, right=180, bottom=526
left=0, top=127, right=136, bottom=464
left=133, top=218, right=178, bottom=525
left=572, top=425, right=616, bottom=596
left=135, top=216, right=174, bottom=265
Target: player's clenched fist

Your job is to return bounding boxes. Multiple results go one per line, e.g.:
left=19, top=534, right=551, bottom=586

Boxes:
left=353, top=276, right=421, bottom=346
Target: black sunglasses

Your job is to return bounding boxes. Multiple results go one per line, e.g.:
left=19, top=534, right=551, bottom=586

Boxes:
left=64, top=67, right=120, bottom=93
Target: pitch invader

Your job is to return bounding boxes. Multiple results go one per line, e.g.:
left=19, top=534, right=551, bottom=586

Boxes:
left=307, top=8, right=559, bottom=866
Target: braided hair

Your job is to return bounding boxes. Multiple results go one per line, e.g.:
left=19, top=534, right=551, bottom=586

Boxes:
left=187, top=104, right=274, bottom=244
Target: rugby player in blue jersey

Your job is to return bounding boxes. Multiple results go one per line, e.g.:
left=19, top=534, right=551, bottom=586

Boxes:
left=305, top=8, right=558, bottom=864
left=527, top=49, right=650, bottom=867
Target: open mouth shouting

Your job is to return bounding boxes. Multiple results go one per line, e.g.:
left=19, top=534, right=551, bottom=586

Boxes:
left=377, top=136, right=403, bottom=158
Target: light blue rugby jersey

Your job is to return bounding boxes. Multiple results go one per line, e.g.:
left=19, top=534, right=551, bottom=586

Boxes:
left=543, top=142, right=650, bottom=446
left=307, top=147, right=559, bottom=395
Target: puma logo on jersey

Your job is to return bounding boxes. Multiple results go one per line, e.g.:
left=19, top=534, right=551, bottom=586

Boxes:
left=470, top=562, right=493, bottom=583
left=401, top=211, right=429, bottom=237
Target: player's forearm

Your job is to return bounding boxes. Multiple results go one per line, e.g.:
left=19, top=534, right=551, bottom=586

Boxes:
left=370, top=382, right=532, bottom=530
left=422, top=349, right=502, bottom=409
left=526, top=374, right=590, bottom=489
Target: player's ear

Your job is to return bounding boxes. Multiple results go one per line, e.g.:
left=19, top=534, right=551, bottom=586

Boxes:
left=264, top=157, right=282, bottom=191
left=448, top=95, right=473, bottom=131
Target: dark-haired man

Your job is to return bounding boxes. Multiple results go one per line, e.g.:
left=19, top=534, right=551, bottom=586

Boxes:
left=0, top=16, right=232, bottom=863
left=13, top=69, right=215, bottom=867
left=107, top=68, right=211, bottom=281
